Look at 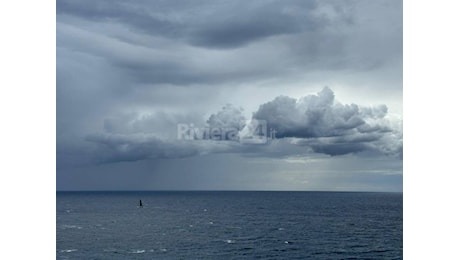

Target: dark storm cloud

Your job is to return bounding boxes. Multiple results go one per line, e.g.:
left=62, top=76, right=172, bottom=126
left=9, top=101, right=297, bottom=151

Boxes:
left=56, top=0, right=345, bottom=86
left=79, top=87, right=401, bottom=164
left=57, top=0, right=401, bottom=87
left=84, top=133, right=242, bottom=164
left=56, top=0, right=402, bottom=192
left=293, top=135, right=387, bottom=157
left=184, top=1, right=322, bottom=49
left=80, top=110, right=243, bottom=164
left=84, top=133, right=195, bottom=163
left=57, top=21, right=270, bottom=86
left=57, top=0, right=327, bottom=49
left=311, top=142, right=367, bottom=156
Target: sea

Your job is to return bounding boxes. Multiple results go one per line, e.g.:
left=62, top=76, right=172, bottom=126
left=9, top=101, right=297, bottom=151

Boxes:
left=56, top=191, right=402, bottom=259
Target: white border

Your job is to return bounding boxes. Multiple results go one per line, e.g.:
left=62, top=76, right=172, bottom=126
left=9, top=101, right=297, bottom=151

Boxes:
left=404, top=0, right=460, bottom=259
left=0, top=0, right=55, bottom=258
left=3, top=0, right=460, bottom=258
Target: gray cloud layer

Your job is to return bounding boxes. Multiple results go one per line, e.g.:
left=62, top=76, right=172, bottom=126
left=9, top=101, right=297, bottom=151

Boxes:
left=56, top=0, right=402, bottom=191
left=57, top=0, right=333, bottom=49
left=79, top=88, right=401, bottom=164
left=57, top=0, right=401, bottom=86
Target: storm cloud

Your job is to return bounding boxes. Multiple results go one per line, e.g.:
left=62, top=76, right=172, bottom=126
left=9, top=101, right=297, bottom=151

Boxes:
left=57, top=0, right=336, bottom=49
left=57, top=0, right=401, bottom=86
left=57, top=0, right=402, bottom=191
left=80, top=87, right=401, bottom=164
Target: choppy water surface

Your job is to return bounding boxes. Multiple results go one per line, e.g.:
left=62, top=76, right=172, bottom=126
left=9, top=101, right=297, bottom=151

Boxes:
left=57, top=191, right=402, bottom=259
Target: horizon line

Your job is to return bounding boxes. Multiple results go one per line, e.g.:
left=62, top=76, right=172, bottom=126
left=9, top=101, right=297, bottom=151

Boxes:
left=56, top=189, right=402, bottom=193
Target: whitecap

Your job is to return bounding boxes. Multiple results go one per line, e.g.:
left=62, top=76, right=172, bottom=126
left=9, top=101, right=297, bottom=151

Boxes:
left=225, top=239, right=235, bottom=244
left=61, top=225, right=82, bottom=229
left=60, top=249, right=77, bottom=253
left=130, top=249, right=145, bottom=254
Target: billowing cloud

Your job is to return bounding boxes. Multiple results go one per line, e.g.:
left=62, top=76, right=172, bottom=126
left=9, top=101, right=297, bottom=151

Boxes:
left=207, top=104, right=246, bottom=130
left=80, top=87, right=401, bottom=164
left=253, top=87, right=390, bottom=138
left=253, top=87, right=402, bottom=157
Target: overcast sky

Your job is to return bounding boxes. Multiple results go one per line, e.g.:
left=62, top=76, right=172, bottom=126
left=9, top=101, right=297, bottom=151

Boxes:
left=56, top=0, right=402, bottom=191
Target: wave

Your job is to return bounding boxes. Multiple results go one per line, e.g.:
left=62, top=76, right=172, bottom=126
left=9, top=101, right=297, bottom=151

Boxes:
left=61, top=225, right=82, bottom=229
left=130, top=249, right=145, bottom=254
left=59, top=249, right=77, bottom=253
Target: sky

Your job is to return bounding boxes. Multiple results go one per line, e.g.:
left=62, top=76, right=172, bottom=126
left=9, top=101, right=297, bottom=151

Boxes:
left=56, top=0, right=402, bottom=191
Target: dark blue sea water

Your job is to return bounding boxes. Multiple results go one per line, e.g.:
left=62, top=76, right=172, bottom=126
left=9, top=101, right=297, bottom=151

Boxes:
left=56, top=191, right=402, bottom=259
